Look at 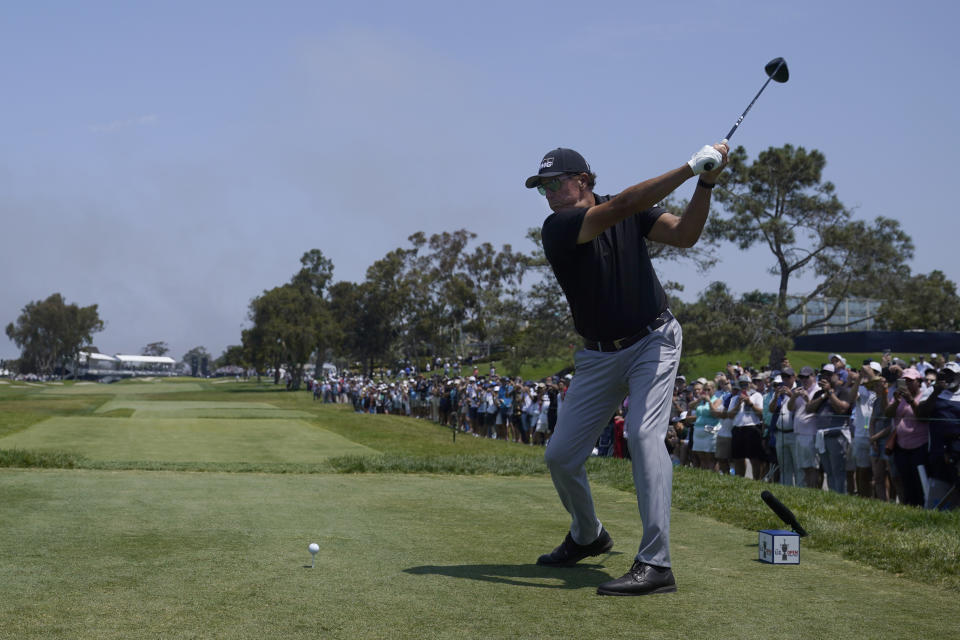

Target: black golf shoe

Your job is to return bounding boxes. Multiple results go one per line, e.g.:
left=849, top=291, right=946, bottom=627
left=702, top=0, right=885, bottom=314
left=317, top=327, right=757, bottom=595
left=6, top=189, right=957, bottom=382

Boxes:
left=536, top=528, right=613, bottom=567
left=596, top=560, right=677, bottom=596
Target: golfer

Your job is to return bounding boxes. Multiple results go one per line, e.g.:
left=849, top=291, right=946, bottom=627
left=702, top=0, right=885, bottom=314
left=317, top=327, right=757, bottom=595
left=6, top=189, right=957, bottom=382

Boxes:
left=526, top=142, right=728, bottom=595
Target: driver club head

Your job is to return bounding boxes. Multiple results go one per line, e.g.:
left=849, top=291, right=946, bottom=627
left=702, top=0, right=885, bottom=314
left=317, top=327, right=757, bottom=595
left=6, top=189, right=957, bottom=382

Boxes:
left=765, top=57, right=789, bottom=83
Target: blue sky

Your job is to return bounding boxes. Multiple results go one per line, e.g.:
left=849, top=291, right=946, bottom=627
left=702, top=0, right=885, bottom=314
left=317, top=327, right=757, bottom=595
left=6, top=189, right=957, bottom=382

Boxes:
left=3, top=1, right=957, bottom=361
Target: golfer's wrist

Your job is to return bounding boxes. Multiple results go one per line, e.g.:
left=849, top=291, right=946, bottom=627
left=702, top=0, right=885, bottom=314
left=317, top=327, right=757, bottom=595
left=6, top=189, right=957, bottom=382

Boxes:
left=697, top=178, right=716, bottom=189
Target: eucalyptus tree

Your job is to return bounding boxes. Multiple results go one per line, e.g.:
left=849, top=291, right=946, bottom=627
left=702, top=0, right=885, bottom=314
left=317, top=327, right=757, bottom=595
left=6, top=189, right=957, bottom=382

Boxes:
left=5, top=293, right=103, bottom=377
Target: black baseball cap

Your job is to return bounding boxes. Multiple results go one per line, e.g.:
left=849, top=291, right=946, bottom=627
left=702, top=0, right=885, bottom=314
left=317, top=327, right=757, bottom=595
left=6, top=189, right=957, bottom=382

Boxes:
left=525, top=148, right=591, bottom=188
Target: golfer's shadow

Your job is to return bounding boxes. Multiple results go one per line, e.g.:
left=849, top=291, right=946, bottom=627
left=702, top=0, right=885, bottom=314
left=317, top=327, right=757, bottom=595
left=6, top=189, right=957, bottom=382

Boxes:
left=404, top=553, right=621, bottom=590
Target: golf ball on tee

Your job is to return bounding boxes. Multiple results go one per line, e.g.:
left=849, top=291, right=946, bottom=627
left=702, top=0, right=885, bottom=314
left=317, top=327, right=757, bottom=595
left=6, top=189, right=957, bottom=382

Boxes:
left=308, top=543, right=319, bottom=554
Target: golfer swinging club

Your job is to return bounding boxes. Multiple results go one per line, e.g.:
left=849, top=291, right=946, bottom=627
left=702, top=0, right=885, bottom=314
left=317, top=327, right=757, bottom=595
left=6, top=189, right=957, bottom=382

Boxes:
left=526, top=141, right=728, bottom=595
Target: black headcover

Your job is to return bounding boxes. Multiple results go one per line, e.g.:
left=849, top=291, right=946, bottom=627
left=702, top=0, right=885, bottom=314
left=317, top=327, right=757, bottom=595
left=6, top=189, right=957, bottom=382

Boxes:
left=761, top=490, right=807, bottom=537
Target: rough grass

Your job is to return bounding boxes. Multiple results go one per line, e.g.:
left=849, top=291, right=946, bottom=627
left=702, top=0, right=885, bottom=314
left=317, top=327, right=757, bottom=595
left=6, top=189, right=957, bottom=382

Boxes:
left=0, top=448, right=87, bottom=469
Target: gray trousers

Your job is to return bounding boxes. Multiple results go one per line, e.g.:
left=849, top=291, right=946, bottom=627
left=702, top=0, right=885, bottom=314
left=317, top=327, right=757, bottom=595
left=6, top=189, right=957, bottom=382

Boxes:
left=776, top=431, right=799, bottom=486
left=544, top=317, right=681, bottom=568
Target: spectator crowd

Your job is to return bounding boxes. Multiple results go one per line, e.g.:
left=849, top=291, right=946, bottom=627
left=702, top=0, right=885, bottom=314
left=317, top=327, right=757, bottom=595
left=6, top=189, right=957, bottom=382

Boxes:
left=308, top=351, right=960, bottom=510
left=667, top=352, right=960, bottom=510
left=309, top=364, right=570, bottom=446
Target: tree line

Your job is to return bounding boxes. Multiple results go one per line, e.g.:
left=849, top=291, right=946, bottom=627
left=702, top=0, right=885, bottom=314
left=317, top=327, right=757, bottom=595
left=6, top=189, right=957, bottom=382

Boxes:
left=6, top=145, right=959, bottom=379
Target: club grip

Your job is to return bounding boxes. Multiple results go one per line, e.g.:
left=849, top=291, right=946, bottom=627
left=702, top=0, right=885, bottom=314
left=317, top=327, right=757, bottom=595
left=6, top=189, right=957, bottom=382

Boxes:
left=761, top=490, right=807, bottom=537
left=702, top=140, right=729, bottom=172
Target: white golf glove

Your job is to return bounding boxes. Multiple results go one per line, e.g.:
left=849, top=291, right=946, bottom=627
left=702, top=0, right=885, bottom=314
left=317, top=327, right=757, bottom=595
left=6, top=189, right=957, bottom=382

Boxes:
left=687, top=145, right=723, bottom=175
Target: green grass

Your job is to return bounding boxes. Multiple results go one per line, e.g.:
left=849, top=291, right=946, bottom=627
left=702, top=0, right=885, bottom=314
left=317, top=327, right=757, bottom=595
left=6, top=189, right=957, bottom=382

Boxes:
left=94, top=398, right=315, bottom=419
left=592, top=460, right=960, bottom=592
left=0, top=416, right=374, bottom=462
left=0, top=377, right=959, bottom=638
left=2, top=470, right=957, bottom=640
left=0, top=389, right=109, bottom=438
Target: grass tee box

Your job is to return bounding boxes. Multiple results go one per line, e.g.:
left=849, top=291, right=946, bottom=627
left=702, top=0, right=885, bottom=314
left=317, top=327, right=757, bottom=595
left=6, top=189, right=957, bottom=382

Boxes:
left=0, top=416, right=374, bottom=463
left=1, top=471, right=957, bottom=640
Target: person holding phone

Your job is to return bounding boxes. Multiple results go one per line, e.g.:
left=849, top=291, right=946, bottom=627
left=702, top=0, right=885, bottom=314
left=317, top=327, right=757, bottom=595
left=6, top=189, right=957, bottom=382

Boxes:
left=770, top=367, right=798, bottom=486
left=691, top=381, right=723, bottom=470
left=884, top=367, right=927, bottom=506
left=805, top=364, right=853, bottom=493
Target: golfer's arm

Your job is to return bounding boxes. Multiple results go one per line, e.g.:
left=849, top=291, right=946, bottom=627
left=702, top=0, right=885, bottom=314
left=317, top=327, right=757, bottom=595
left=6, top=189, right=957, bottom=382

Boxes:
left=577, top=165, right=693, bottom=244
left=646, top=180, right=715, bottom=248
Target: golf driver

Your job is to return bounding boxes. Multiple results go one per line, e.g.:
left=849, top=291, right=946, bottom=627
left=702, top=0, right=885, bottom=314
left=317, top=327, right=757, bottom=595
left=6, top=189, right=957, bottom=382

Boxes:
left=703, top=57, right=789, bottom=171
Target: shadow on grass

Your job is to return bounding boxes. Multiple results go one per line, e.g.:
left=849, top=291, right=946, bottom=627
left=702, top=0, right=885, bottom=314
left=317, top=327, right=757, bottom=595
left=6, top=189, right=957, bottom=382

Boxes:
left=403, top=560, right=619, bottom=590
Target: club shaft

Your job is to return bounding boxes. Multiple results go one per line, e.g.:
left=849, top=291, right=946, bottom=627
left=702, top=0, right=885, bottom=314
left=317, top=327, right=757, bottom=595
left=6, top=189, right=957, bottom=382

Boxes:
left=724, top=59, right=784, bottom=141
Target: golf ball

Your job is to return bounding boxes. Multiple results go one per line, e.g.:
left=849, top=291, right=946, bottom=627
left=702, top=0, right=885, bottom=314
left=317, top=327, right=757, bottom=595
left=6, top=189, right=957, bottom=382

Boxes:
left=308, top=543, right=319, bottom=554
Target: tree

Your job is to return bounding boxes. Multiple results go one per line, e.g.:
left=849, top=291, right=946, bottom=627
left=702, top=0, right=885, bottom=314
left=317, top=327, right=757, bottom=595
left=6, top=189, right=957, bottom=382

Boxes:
left=245, top=284, right=321, bottom=389
left=707, top=144, right=913, bottom=359
left=461, top=239, right=528, bottom=354
left=673, top=282, right=789, bottom=366
left=240, top=249, right=346, bottom=388
left=324, top=280, right=363, bottom=371
left=182, top=346, right=211, bottom=377
left=5, top=293, right=104, bottom=377
left=215, top=344, right=247, bottom=369
left=352, top=248, right=415, bottom=375
left=141, top=341, right=170, bottom=357
left=348, top=231, right=529, bottom=373
left=291, top=249, right=335, bottom=298
left=874, top=270, right=960, bottom=331
left=403, top=230, right=477, bottom=362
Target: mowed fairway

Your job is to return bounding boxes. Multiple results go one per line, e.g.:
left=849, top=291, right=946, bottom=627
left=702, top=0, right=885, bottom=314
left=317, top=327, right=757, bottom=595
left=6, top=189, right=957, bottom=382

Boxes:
left=0, top=416, right=371, bottom=462
left=1, top=470, right=957, bottom=640
left=2, top=383, right=372, bottom=463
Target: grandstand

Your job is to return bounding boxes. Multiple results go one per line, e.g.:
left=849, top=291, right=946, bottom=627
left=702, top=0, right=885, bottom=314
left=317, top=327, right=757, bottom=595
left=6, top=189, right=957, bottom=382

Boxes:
left=71, top=352, right=177, bottom=381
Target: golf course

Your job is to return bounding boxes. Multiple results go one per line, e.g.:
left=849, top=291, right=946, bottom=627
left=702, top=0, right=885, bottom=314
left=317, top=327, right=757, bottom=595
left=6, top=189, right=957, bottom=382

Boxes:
left=2, top=378, right=958, bottom=639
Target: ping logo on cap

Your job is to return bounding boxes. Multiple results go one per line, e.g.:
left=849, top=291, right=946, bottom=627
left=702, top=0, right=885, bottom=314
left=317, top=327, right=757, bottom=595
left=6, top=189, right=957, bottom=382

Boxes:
left=540, top=158, right=554, bottom=169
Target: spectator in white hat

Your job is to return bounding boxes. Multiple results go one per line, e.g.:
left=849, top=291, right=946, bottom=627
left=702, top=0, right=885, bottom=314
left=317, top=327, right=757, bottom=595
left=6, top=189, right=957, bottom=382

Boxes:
left=884, top=367, right=927, bottom=506
left=830, top=354, right=849, bottom=384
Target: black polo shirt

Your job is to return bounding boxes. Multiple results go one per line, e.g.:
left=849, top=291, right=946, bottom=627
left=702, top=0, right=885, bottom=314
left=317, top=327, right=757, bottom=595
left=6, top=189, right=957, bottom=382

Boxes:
left=541, top=194, right=668, bottom=342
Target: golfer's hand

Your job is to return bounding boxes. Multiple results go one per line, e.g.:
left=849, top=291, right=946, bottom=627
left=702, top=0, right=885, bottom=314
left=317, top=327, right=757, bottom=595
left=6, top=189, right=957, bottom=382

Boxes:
left=700, top=142, right=729, bottom=183
left=687, top=144, right=723, bottom=175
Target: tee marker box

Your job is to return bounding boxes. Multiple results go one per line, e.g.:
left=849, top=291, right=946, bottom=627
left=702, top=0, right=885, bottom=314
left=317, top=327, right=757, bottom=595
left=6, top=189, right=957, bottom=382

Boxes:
left=758, top=529, right=800, bottom=564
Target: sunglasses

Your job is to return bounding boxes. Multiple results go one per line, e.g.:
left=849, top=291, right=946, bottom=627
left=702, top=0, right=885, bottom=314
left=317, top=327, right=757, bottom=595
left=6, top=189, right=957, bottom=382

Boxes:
left=536, top=174, right=577, bottom=195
